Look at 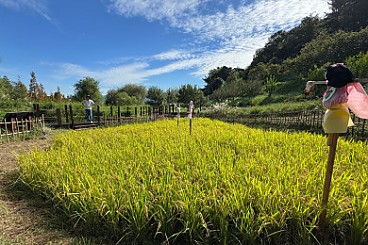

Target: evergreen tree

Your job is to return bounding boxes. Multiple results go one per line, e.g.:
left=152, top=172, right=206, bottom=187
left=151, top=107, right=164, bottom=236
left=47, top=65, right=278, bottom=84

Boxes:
left=29, top=71, right=38, bottom=100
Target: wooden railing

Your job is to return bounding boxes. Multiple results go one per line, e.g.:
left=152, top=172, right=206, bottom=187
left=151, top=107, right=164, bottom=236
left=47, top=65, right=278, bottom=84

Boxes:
left=206, top=110, right=368, bottom=141
left=0, top=115, right=45, bottom=143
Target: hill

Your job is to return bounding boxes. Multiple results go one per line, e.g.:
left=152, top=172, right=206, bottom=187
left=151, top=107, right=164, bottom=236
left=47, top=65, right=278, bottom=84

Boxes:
left=202, top=0, right=368, bottom=107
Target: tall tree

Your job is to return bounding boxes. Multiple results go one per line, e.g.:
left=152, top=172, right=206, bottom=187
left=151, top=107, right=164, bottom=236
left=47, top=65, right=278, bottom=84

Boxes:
left=118, top=84, right=147, bottom=104
left=29, top=71, right=38, bottom=100
left=0, top=76, right=13, bottom=99
left=202, top=66, right=233, bottom=96
left=53, top=86, right=63, bottom=101
left=11, top=80, right=28, bottom=100
left=73, top=77, right=103, bottom=102
left=36, top=83, right=47, bottom=100
left=177, top=84, right=204, bottom=106
left=165, top=88, right=178, bottom=104
left=146, top=86, right=165, bottom=106
left=327, top=0, right=368, bottom=31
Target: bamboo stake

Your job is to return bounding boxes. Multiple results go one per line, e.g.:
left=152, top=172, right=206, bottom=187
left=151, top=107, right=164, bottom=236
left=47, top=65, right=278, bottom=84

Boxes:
left=318, top=133, right=339, bottom=235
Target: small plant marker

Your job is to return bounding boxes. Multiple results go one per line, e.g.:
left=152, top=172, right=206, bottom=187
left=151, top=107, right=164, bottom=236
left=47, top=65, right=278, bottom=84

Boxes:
left=188, top=101, right=194, bottom=135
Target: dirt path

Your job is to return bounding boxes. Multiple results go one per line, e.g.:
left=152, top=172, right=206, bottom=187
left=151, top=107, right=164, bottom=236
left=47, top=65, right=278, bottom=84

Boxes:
left=0, top=140, right=83, bottom=245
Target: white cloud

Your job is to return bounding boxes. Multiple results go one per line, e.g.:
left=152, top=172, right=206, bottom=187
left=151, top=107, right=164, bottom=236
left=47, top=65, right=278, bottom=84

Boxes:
left=106, top=0, right=329, bottom=81
left=55, top=62, right=144, bottom=83
left=0, top=0, right=52, bottom=21
left=107, top=0, right=208, bottom=22
left=50, top=0, right=330, bottom=93
left=152, top=50, right=193, bottom=61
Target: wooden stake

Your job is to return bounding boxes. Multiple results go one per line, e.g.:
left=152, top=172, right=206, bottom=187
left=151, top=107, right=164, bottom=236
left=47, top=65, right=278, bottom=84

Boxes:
left=318, top=133, right=339, bottom=235
left=189, top=117, right=192, bottom=135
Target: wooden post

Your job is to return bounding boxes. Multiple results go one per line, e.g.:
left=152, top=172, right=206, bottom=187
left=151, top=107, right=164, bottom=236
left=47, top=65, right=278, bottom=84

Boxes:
left=4, top=119, right=9, bottom=142
left=97, top=105, right=101, bottom=125
left=318, top=133, right=339, bottom=235
left=16, top=118, right=20, bottom=140
left=11, top=119, right=15, bottom=141
left=0, top=121, right=2, bottom=142
left=118, top=106, right=121, bottom=124
left=56, top=108, right=62, bottom=128
left=189, top=117, right=193, bottom=135
left=64, top=105, right=69, bottom=123
left=69, top=105, right=74, bottom=128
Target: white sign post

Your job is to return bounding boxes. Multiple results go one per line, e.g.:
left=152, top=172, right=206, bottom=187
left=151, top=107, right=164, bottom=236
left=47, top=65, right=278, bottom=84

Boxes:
left=177, top=104, right=180, bottom=126
left=188, top=101, right=194, bottom=135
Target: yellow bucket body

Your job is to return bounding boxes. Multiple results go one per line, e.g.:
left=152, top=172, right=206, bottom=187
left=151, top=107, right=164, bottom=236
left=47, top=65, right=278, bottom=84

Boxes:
left=322, top=103, right=354, bottom=133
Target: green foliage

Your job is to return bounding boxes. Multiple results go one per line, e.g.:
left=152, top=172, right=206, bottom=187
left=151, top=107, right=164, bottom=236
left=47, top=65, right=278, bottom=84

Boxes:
left=28, top=72, right=47, bottom=101
left=177, top=84, right=204, bottom=106
left=0, top=76, right=13, bottom=99
left=251, top=16, right=321, bottom=68
left=73, top=77, right=103, bottom=102
left=285, top=28, right=368, bottom=75
left=202, top=66, right=237, bottom=96
left=326, top=0, right=368, bottom=31
left=264, top=75, right=279, bottom=97
left=165, top=88, right=178, bottom=104
left=105, top=84, right=147, bottom=106
left=119, top=84, right=147, bottom=103
left=146, top=86, right=165, bottom=106
left=345, top=51, right=368, bottom=78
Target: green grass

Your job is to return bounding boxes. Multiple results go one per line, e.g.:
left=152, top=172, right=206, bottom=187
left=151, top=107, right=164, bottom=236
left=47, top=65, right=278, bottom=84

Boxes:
left=18, top=118, right=368, bottom=244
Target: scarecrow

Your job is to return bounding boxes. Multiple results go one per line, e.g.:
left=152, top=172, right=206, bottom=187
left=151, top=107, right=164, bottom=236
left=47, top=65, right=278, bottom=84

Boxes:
left=304, top=63, right=368, bottom=233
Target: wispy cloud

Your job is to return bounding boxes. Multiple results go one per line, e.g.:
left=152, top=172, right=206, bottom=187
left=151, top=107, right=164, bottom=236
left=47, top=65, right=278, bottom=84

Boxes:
left=53, top=62, right=150, bottom=86
left=53, top=0, right=330, bottom=92
left=152, top=49, right=197, bottom=61
left=107, top=0, right=209, bottom=22
left=0, top=0, right=52, bottom=21
left=106, top=0, right=329, bottom=79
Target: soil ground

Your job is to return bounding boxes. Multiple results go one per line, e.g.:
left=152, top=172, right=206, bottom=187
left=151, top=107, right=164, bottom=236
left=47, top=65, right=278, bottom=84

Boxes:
left=0, top=139, right=111, bottom=245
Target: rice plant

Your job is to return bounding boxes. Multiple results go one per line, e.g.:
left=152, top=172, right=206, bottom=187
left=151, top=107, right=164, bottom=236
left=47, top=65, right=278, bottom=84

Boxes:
left=19, top=118, right=368, bottom=244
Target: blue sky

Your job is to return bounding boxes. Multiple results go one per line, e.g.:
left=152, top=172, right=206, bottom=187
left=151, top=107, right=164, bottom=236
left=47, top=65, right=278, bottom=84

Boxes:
left=0, top=0, right=330, bottom=96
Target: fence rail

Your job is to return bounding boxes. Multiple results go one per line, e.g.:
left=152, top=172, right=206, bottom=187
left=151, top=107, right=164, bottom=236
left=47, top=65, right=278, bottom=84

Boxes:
left=3, top=106, right=367, bottom=143
left=0, top=115, right=45, bottom=143
left=207, top=110, right=368, bottom=141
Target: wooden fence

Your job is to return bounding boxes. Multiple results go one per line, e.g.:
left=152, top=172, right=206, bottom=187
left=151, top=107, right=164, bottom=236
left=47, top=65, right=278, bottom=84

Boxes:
left=0, top=115, right=45, bottom=143
left=207, top=110, right=368, bottom=141
left=41, top=104, right=178, bottom=129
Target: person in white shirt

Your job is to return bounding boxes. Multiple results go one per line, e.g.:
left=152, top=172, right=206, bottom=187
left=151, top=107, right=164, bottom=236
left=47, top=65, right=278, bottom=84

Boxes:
left=82, top=95, right=95, bottom=122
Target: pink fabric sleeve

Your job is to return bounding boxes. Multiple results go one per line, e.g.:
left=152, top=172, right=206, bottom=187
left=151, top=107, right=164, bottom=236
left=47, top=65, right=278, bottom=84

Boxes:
left=347, top=82, right=368, bottom=119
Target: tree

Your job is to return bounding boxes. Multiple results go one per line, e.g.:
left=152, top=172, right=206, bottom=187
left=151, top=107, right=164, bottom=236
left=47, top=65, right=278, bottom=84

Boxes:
left=146, top=86, right=165, bottom=106
left=11, top=80, right=28, bottom=100
left=202, top=66, right=233, bottom=96
left=105, top=89, right=140, bottom=106
left=29, top=71, right=38, bottom=100
left=177, top=84, right=204, bottom=107
left=118, top=84, right=147, bottom=104
left=27, top=71, right=47, bottom=101
left=165, top=88, right=178, bottom=104
left=36, top=83, right=47, bottom=100
left=327, top=0, right=368, bottom=31
left=264, top=75, right=279, bottom=97
left=53, top=86, right=63, bottom=101
left=0, top=76, right=13, bottom=99
left=284, top=28, right=368, bottom=75
left=73, top=77, right=103, bottom=102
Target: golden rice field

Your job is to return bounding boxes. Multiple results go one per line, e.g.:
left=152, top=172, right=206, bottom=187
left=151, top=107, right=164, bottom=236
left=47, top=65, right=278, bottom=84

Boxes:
left=19, top=118, right=368, bottom=244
